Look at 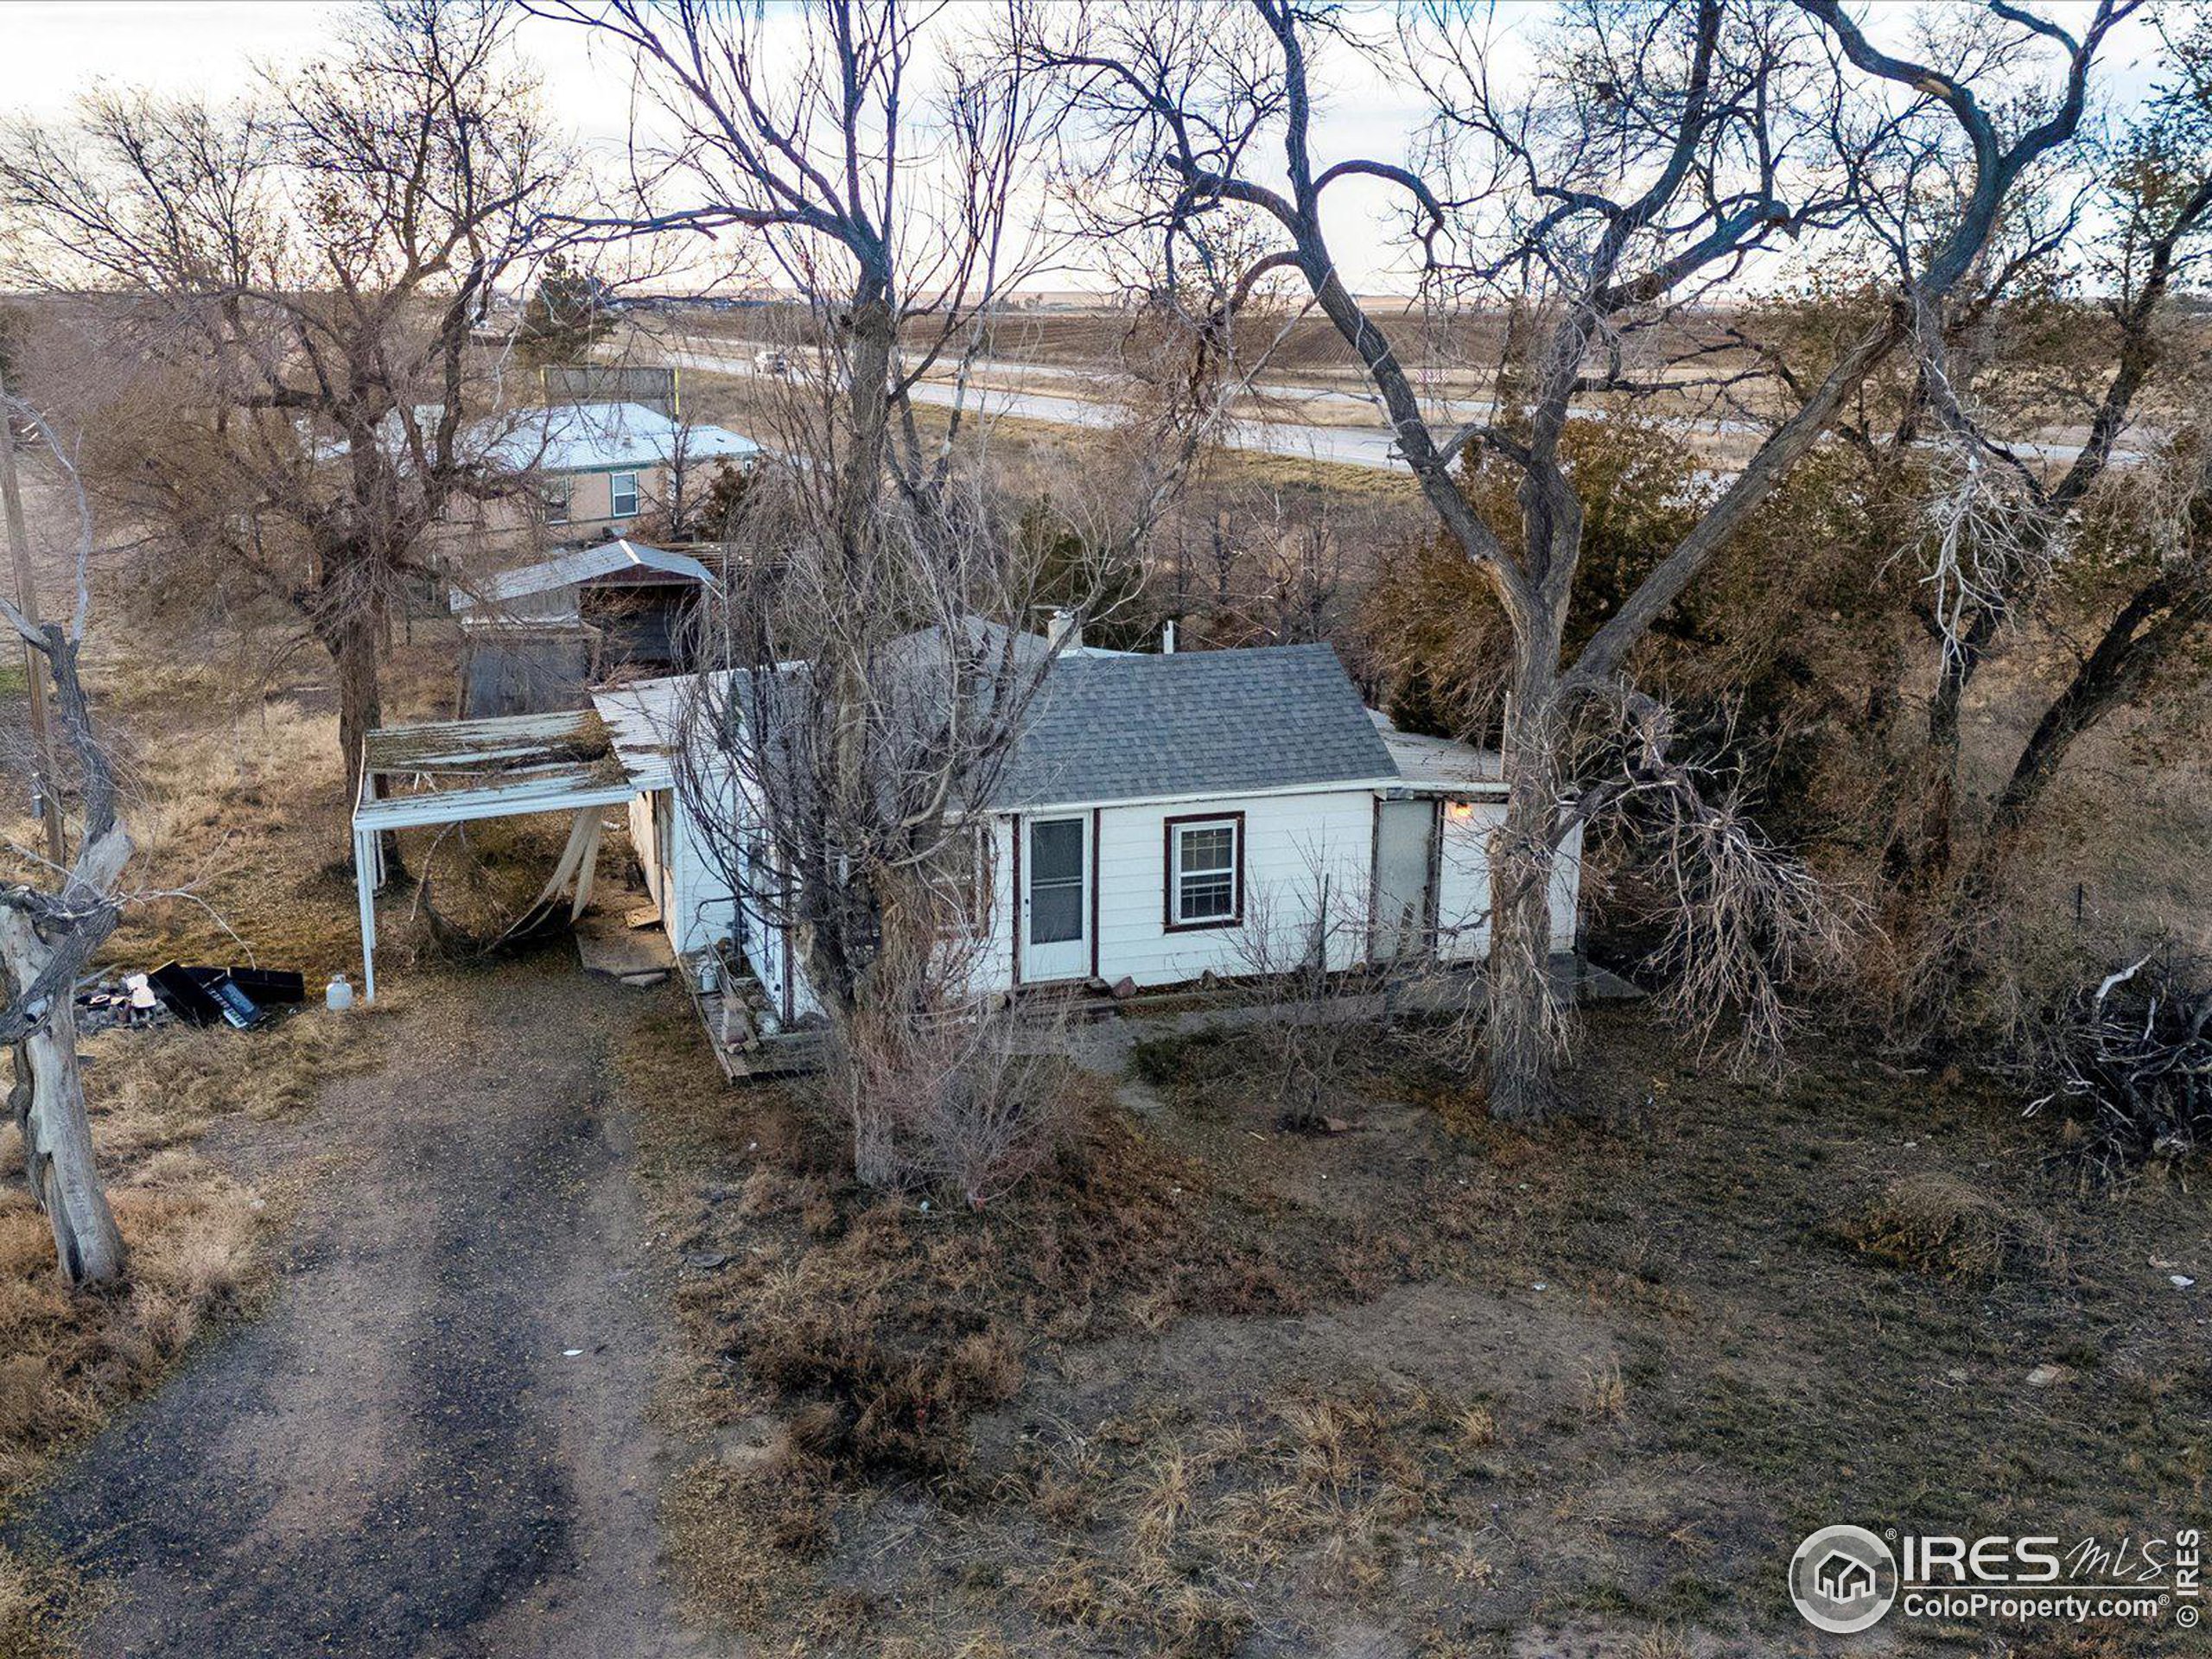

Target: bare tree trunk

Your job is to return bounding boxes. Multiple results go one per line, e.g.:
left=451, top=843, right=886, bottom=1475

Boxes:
left=330, top=604, right=385, bottom=792
left=1954, top=569, right=2212, bottom=918
left=1486, top=654, right=1567, bottom=1122
left=0, top=827, right=132, bottom=1287
left=7, top=1014, right=127, bottom=1287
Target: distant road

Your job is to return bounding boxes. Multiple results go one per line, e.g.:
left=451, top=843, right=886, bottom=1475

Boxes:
left=676, top=339, right=1413, bottom=471
left=672, top=337, right=2132, bottom=474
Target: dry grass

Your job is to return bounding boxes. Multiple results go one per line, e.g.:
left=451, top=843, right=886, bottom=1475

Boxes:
left=1840, top=1171, right=2060, bottom=1281
left=624, top=999, right=2212, bottom=1656
left=1000, top=1383, right=1451, bottom=1654
left=69, top=646, right=359, bottom=977
left=0, top=571, right=415, bottom=1656
left=0, top=997, right=386, bottom=1656
left=0, top=1544, right=82, bottom=1659
left=79, top=1010, right=385, bottom=1162
left=615, top=1007, right=1471, bottom=1642
left=0, top=1147, right=268, bottom=1656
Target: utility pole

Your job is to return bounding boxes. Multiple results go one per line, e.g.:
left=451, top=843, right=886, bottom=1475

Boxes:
left=0, top=372, right=68, bottom=871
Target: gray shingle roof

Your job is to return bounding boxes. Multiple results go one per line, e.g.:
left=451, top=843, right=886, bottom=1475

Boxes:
left=994, top=644, right=1396, bottom=809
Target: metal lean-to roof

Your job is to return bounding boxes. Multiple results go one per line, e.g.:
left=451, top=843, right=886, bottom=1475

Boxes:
left=353, top=709, right=640, bottom=832
left=453, top=538, right=715, bottom=613
left=1368, top=710, right=1507, bottom=794
left=590, top=676, right=696, bottom=792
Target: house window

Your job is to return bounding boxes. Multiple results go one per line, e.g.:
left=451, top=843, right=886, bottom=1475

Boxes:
left=1165, top=813, right=1242, bottom=930
left=610, top=470, right=640, bottom=518
left=541, top=479, right=570, bottom=524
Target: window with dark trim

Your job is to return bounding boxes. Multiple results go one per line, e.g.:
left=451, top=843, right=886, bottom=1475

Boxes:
left=1165, top=813, right=1243, bottom=930
left=610, top=469, right=640, bottom=518
left=541, top=478, right=571, bottom=524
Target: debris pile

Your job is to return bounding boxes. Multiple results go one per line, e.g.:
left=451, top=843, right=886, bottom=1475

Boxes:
left=74, top=973, right=168, bottom=1035
left=75, top=963, right=307, bottom=1036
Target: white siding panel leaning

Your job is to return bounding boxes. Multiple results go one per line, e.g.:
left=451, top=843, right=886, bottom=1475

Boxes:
left=1433, top=804, right=1581, bottom=963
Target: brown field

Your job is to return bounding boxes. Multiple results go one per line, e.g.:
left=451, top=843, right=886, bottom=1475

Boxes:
left=620, top=999, right=2209, bottom=1657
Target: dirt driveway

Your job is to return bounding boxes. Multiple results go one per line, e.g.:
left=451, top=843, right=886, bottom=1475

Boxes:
left=22, top=962, right=720, bottom=1659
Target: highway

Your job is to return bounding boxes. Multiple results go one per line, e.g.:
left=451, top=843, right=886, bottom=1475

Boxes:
left=672, top=337, right=2133, bottom=474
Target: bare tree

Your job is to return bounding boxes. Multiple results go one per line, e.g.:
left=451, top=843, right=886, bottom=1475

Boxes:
left=1898, top=12, right=2212, bottom=893
left=1685, top=11, right=2212, bottom=1030
left=1225, top=856, right=1389, bottom=1130
left=0, top=398, right=129, bottom=1286
left=0, top=0, right=568, bottom=781
left=537, top=2, right=1120, bottom=1184
left=1031, top=0, right=2133, bottom=1117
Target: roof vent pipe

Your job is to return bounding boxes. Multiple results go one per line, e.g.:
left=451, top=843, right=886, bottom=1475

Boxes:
left=1160, top=620, right=1177, bottom=654
left=1046, top=607, right=1082, bottom=651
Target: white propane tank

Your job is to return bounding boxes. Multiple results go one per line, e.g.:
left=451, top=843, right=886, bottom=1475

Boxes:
left=325, top=973, right=356, bottom=1012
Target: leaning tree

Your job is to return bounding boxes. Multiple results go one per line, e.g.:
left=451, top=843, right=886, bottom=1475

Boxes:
left=1033, top=0, right=2137, bottom=1117
left=1, top=397, right=130, bottom=1286
left=1873, top=7, right=2212, bottom=1007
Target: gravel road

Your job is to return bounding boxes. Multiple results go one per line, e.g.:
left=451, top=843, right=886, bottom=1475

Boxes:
left=22, top=963, right=719, bottom=1659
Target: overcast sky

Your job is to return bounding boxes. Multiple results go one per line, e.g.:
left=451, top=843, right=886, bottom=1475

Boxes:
left=4, top=2, right=2179, bottom=296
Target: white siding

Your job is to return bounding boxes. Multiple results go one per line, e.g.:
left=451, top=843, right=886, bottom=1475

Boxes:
left=959, top=817, right=1019, bottom=996
left=1020, top=789, right=1377, bottom=990
left=628, top=792, right=663, bottom=908
left=646, top=774, right=1589, bottom=1014
left=1434, top=804, right=1581, bottom=963
left=641, top=774, right=819, bottom=1020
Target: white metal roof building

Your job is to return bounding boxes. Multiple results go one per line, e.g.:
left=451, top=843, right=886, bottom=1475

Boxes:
left=486, top=402, right=760, bottom=476
left=451, top=538, right=716, bottom=626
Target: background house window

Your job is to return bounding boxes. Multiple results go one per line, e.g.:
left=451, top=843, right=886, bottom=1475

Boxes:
left=541, top=479, right=570, bottom=524
left=610, top=470, right=640, bottom=518
left=1167, top=816, right=1241, bottom=928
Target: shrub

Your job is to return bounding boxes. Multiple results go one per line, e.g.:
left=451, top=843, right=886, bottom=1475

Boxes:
left=1841, top=1173, right=2056, bottom=1281
left=823, top=1001, right=1083, bottom=1206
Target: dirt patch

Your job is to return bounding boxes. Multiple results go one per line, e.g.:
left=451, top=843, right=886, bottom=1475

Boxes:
left=984, top=1280, right=1616, bottom=1461
left=13, top=963, right=719, bottom=1659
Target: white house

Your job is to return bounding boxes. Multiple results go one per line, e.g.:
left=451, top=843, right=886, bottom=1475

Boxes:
left=490, top=402, right=760, bottom=537
left=591, top=630, right=1582, bottom=1027
left=335, top=399, right=762, bottom=539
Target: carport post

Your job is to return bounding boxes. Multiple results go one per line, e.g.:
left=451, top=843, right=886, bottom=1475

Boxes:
left=353, top=823, right=378, bottom=1002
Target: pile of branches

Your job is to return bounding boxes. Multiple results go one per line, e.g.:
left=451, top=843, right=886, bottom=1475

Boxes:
left=2030, top=952, right=2212, bottom=1175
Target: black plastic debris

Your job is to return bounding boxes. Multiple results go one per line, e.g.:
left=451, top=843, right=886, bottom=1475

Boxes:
left=222, top=968, right=307, bottom=1007
left=145, top=963, right=304, bottom=1031
left=146, top=963, right=238, bottom=1027
left=77, top=965, right=308, bottom=1037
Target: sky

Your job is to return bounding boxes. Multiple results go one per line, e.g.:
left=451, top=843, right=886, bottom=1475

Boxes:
left=1, top=2, right=2181, bottom=297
